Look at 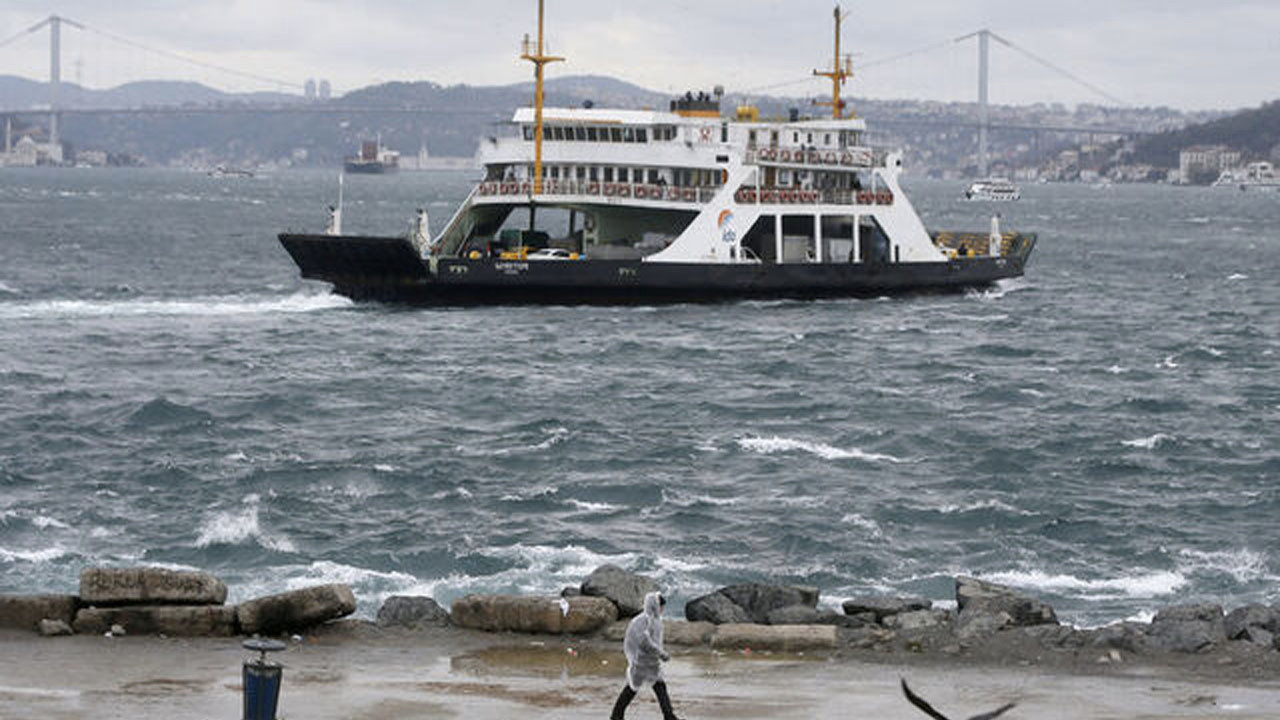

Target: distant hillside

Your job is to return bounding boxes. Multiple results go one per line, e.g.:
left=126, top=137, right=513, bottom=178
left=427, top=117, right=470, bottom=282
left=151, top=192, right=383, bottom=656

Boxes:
left=1133, top=100, right=1280, bottom=167
left=0, top=75, right=297, bottom=109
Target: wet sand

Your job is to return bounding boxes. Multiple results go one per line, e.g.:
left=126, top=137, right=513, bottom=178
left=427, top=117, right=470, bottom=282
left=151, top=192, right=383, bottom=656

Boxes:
left=3, top=625, right=1280, bottom=719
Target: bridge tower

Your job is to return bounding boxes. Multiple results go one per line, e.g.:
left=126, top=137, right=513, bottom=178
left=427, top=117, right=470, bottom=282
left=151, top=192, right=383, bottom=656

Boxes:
left=956, top=29, right=997, bottom=177
left=24, top=15, right=83, bottom=161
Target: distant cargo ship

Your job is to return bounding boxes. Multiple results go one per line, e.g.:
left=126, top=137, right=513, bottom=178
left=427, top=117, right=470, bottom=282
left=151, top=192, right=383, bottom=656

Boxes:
left=343, top=138, right=399, bottom=174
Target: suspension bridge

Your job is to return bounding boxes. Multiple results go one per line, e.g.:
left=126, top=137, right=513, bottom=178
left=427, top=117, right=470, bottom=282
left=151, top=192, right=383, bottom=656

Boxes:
left=0, top=13, right=1148, bottom=168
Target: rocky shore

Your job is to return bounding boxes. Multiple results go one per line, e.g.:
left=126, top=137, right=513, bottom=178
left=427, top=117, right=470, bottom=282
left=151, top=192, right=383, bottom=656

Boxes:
left=4, top=563, right=1280, bottom=683
left=5, top=564, right=1280, bottom=718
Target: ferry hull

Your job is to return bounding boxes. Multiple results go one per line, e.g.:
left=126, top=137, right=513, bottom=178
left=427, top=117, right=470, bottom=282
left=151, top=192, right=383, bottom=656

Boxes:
left=279, top=233, right=1035, bottom=305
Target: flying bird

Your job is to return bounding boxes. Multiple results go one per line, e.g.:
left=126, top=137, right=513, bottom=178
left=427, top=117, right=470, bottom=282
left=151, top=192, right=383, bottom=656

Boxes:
left=901, top=679, right=1016, bottom=720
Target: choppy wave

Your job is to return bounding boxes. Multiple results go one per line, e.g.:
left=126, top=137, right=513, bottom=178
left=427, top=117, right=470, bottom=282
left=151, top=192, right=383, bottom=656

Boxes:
left=737, top=435, right=905, bottom=463
left=0, top=292, right=351, bottom=320
left=982, top=568, right=1187, bottom=600
left=194, top=495, right=296, bottom=553
left=1121, top=433, right=1175, bottom=450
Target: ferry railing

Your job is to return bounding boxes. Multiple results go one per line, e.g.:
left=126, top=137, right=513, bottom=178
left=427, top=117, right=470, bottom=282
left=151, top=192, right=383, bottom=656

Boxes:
left=475, top=180, right=895, bottom=206
left=732, top=185, right=895, bottom=206
left=747, top=146, right=876, bottom=168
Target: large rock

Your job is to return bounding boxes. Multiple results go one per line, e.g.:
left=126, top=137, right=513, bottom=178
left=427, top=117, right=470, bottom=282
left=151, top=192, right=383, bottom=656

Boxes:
left=450, top=594, right=617, bottom=634
left=684, top=592, right=752, bottom=624
left=955, top=576, right=1057, bottom=627
left=0, top=594, right=79, bottom=631
left=376, top=596, right=450, bottom=628
left=719, top=584, right=818, bottom=623
left=73, top=605, right=237, bottom=636
left=709, top=623, right=837, bottom=651
left=580, top=565, right=658, bottom=618
left=602, top=618, right=717, bottom=646
left=237, top=584, right=356, bottom=635
left=842, top=595, right=931, bottom=622
left=1224, top=604, right=1280, bottom=642
left=1148, top=603, right=1226, bottom=653
left=80, top=568, right=227, bottom=606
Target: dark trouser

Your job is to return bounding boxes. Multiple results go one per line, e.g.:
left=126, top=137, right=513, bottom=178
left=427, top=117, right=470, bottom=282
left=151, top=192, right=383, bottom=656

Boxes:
left=611, top=680, right=678, bottom=720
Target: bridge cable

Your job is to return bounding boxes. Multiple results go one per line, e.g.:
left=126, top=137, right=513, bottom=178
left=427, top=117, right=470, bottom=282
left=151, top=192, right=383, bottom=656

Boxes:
left=977, top=31, right=1129, bottom=107
left=76, top=21, right=303, bottom=91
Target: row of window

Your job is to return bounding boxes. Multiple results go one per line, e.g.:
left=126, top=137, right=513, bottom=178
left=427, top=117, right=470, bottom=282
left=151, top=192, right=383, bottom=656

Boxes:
left=520, top=125, right=681, bottom=143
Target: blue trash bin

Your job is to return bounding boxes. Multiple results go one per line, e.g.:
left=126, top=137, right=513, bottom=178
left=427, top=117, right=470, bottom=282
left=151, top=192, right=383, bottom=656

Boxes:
left=242, top=638, right=287, bottom=720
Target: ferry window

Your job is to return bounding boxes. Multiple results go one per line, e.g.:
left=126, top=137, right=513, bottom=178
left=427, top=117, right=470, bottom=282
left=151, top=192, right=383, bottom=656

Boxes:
left=523, top=126, right=533, bottom=141
left=552, top=126, right=565, bottom=141
left=589, top=167, right=599, bottom=182
left=618, top=167, right=629, bottom=183
left=550, top=166, right=560, bottom=179
left=587, top=127, right=598, bottom=142
left=721, top=124, right=728, bottom=143
left=647, top=169, right=660, bottom=184
left=543, top=127, right=552, bottom=140
left=623, top=127, right=635, bottom=143
left=637, top=128, right=647, bottom=143
left=770, top=130, right=779, bottom=146
left=748, top=130, right=757, bottom=145
left=604, top=167, right=614, bottom=182
left=824, top=133, right=831, bottom=146
left=792, top=132, right=798, bottom=143
left=807, top=133, right=813, bottom=144
left=576, top=167, right=586, bottom=180
left=611, top=128, right=622, bottom=142
left=575, top=127, right=587, bottom=141
left=779, top=170, right=792, bottom=186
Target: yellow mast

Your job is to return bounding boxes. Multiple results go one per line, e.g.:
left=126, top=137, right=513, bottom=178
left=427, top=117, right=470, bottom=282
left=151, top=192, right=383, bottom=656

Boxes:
left=812, top=5, right=854, bottom=119
left=521, top=0, right=563, bottom=195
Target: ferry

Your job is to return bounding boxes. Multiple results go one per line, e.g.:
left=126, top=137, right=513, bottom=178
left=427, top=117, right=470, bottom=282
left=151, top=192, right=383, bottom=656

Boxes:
left=964, top=177, right=1021, bottom=201
left=1212, top=161, right=1280, bottom=192
left=344, top=137, right=400, bottom=174
left=279, top=3, right=1036, bottom=305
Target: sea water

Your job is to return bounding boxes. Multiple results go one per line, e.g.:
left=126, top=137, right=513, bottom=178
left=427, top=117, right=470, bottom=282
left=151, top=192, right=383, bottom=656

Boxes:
left=1, top=167, right=1277, bottom=628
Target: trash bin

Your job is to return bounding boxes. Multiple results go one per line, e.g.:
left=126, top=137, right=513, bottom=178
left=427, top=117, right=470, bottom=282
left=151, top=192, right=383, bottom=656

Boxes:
left=242, top=638, right=287, bottom=720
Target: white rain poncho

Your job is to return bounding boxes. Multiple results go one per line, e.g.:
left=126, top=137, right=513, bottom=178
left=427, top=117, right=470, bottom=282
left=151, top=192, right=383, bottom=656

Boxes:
left=622, top=591, right=669, bottom=690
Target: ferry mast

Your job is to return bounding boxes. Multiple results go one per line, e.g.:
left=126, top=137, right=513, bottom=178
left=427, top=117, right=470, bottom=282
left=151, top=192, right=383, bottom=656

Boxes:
left=812, top=5, right=854, bottom=119
left=521, top=0, right=563, bottom=195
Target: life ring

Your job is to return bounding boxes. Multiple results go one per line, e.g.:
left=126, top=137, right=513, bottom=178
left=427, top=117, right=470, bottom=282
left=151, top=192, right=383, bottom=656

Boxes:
left=825, top=152, right=836, bottom=164
left=666, top=187, right=680, bottom=201
left=617, top=185, right=631, bottom=198
left=735, top=189, right=749, bottom=203
left=762, top=190, right=776, bottom=203
left=879, top=192, right=893, bottom=204
left=520, top=183, right=532, bottom=194
left=744, top=189, right=757, bottom=202
left=588, top=182, right=600, bottom=194
left=856, top=191, right=872, bottom=204
left=604, top=184, right=616, bottom=197
left=634, top=186, right=646, bottom=199
left=780, top=149, right=792, bottom=162
left=682, top=188, right=695, bottom=201
left=841, top=152, right=853, bottom=165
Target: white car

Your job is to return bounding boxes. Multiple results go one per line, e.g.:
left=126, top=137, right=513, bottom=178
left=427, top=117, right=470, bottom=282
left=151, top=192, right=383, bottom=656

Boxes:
left=526, top=248, right=576, bottom=260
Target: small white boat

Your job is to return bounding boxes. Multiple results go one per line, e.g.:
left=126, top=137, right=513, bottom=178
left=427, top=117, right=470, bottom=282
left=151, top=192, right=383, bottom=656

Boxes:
left=965, top=177, right=1021, bottom=201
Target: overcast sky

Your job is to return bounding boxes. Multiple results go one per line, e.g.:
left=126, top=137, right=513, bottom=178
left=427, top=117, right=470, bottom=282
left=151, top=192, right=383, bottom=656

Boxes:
left=2, top=1, right=1276, bottom=110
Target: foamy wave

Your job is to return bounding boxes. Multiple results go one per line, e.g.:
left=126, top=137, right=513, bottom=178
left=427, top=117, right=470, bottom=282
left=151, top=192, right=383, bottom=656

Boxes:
left=738, top=436, right=905, bottom=463
left=500, top=485, right=558, bottom=502
left=194, top=496, right=295, bottom=552
left=1227, top=273, right=1248, bottom=281
left=662, top=489, right=739, bottom=508
left=1176, top=548, right=1271, bottom=584
left=0, top=545, right=69, bottom=563
left=981, top=569, right=1186, bottom=599
left=840, top=513, right=884, bottom=537
left=0, top=292, right=351, bottom=320
left=935, top=498, right=1033, bottom=516
left=456, top=427, right=571, bottom=457
left=0, top=281, right=19, bottom=294
left=1121, top=433, right=1174, bottom=450
left=565, top=499, right=622, bottom=513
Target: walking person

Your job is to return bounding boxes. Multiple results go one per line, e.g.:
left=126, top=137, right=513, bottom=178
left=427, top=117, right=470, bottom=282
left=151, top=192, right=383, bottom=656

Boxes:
left=610, top=591, right=683, bottom=720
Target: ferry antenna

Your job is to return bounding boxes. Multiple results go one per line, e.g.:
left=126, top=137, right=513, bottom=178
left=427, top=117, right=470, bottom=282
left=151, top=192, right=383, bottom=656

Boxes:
left=812, top=5, right=854, bottom=119
left=520, top=0, right=563, bottom=196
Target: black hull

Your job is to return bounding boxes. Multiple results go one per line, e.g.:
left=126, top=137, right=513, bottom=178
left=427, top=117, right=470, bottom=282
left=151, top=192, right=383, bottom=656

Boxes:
left=278, top=233, right=1035, bottom=306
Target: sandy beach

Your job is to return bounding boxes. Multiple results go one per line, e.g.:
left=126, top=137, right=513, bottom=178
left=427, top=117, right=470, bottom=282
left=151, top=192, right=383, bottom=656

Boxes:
left=4, top=623, right=1280, bottom=720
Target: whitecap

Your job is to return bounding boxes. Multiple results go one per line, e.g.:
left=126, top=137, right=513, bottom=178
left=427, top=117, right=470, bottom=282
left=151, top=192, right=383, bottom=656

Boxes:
left=1018, top=388, right=1047, bottom=398
left=0, top=292, right=351, bottom=321
left=1156, top=355, right=1179, bottom=369
left=1176, top=548, right=1271, bottom=584
left=840, top=513, right=884, bottom=537
left=1227, top=273, right=1248, bottom=281
left=738, top=435, right=905, bottom=463
left=982, top=568, right=1186, bottom=599
left=32, top=514, right=69, bottom=530
left=194, top=497, right=295, bottom=553
left=0, top=280, right=19, bottom=294
left=1105, top=365, right=1129, bottom=375
left=662, top=489, right=739, bottom=507
left=935, top=499, right=1033, bottom=516
left=373, top=464, right=398, bottom=473
left=456, top=427, right=570, bottom=457
left=0, top=545, right=68, bottom=563
left=500, top=485, right=558, bottom=502
left=564, top=499, right=622, bottom=513
left=1121, top=433, right=1174, bottom=450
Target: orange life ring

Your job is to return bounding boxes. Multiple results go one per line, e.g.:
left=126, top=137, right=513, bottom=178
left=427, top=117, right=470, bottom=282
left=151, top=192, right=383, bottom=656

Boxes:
left=745, top=190, right=757, bottom=202
left=735, top=189, right=749, bottom=203
left=780, top=149, right=792, bottom=162
left=857, top=191, right=872, bottom=204
left=588, top=182, right=600, bottom=194
left=634, top=186, right=646, bottom=199
left=520, top=183, right=532, bottom=194
left=617, top=185, right=631, bottom=198
left=880, top=192, right=894, bottom=204
left=604, top=184, right=616, bottom=197
left=682, top=188, right=695, bottom=201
